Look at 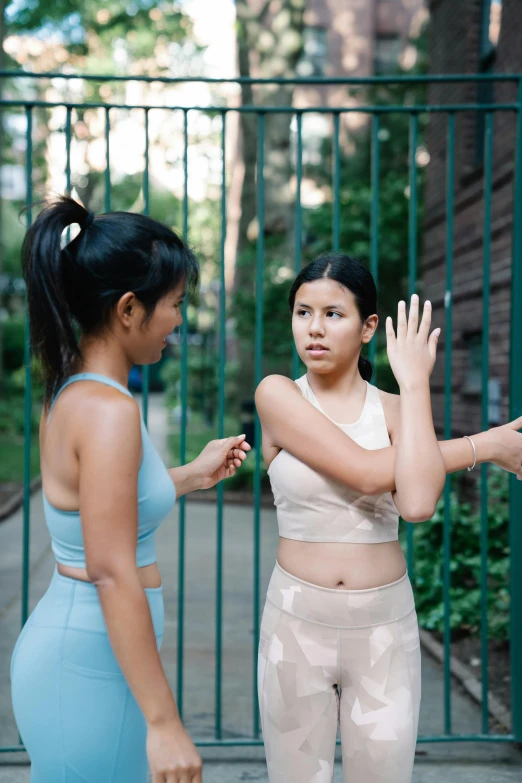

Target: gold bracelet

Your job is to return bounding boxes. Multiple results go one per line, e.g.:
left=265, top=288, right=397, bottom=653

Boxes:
left=463, top=435, right=477, bottom=471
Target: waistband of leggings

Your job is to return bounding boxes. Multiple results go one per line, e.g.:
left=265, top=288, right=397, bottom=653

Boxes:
left=30, top=567, right=164, bottom=633
left=266, top=561, right=415, bottom=629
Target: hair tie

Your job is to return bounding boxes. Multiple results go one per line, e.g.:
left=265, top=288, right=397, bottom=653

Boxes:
left=82, top=212, right=95, bottom=230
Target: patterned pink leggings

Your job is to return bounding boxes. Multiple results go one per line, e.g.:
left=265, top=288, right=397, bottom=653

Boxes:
left=258, top=562, right=421, bottom=783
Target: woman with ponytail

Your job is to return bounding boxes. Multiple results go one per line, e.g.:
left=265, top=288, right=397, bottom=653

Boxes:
left=255, top=252, right=522, bottom=783
left=10, top=196, right=250, bottom=783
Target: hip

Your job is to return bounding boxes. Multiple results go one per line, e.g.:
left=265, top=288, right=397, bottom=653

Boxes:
left=11, top=567, right=164, bottom=682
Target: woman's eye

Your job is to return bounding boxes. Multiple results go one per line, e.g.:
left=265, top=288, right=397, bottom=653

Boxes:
left=327, top=311, right=341, bottom=318
left=297, top=309, right=310, bottom=317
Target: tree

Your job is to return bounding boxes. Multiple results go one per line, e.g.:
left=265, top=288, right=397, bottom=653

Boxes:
left=233, top=0, right=305, bottom=393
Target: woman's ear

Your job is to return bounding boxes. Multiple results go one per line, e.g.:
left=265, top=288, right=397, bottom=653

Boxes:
left=115, top=292, right=137, bottom=328
left=361, top=313, right=378, bottom=344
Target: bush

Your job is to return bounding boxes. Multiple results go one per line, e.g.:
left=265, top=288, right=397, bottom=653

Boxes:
left=406, top=466, right=510, bottom=640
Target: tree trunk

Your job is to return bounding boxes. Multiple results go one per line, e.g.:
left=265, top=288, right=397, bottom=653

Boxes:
left=233, top=0, right=305, bottom=395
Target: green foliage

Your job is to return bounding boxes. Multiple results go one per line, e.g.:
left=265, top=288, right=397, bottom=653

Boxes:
left=7, top=1, right=195, bottom=68
left=0, top=434, right=41, bottom=483
left=404, top=466, right=511, bottom=640
left=2, top=315, right=25, bottom=372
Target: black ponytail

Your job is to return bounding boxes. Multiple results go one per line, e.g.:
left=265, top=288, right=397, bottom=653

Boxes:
left=288, top=251, right=377, bottom=382
left=22, top=195, right=199, bottom=405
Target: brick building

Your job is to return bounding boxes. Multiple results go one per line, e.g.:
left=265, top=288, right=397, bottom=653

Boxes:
left=422, top=0, right=520, bottom=437
left=295, top=0, right=427, bottom=112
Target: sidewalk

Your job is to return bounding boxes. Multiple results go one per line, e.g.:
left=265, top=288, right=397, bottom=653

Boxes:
left=1, top=394, right=521, bottom=782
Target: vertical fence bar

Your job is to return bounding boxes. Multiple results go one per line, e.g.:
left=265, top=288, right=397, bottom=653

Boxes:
left=65, top=107, right=72, bottom=195
left=332, top=112, right=341, bottom=252
left=443, top=112, right=455, bottom=736
left=480, top=110, right=493, bottom=734
left=292, top=112, right=303, bottom=380
left=141, top=109, right=150, bottom=426
left=177, top=109, right=189, bottom=719
left=21, top=106, right=33, bottom=630
left=406, top=112, right=419, bottom=579
left=253, top=111, right=265, bottom=739
left=215, top=110, right=227, bottom=740
left=64, top=106, right=72, bottom=244
left=369, top=114, right=380, bottom=375
left=509, top=79, right=522, bottom=743
left=104, top=108, right=111, bottom=212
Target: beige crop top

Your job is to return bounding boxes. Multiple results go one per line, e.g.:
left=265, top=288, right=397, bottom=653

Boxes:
left=267, top=375, right=399, bottom=543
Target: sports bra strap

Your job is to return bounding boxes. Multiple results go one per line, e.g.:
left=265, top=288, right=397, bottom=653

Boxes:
left=48, top=372, right=133, bottom=421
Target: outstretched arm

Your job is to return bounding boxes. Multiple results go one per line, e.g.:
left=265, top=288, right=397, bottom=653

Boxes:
left=256, top=378, right=522, bottom=513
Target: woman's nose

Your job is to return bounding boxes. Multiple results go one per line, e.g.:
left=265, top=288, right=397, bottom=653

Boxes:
left=309, top=317, right=325, bottom=336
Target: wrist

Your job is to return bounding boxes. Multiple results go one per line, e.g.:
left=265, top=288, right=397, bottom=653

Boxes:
left=187, top=458, right=205, bottom=491
left=398, top=378, right=431, bottom=394
left=470, top=430, right=494, bottom=465
left=146, top=704, right=181, bottom=729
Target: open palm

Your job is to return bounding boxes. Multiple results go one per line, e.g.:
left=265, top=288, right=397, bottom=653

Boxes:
left=385, top=294, right=441, bottom=389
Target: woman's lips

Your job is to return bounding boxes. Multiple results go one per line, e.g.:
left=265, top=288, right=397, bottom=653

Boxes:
left=306, top=345, right=329, bottom=358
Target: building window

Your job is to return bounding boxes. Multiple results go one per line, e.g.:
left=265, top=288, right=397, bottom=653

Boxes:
left=476, top=0, right=502, bottom=163
left=374, top=34, right=401, bottom=75
left=296, top=26, right=328, bottom=77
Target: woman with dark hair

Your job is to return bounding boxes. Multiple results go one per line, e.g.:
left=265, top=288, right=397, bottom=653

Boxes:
left=10, top=196, right=250, bottom=783
left=255, top=252, right=522, bottom=783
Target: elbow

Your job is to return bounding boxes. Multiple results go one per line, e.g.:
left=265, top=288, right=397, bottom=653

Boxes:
left=400, top=503, right=437, bottom=524
left=86, top=562, right=136, bottom=588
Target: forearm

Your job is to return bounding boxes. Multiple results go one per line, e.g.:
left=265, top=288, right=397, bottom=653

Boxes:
left=95, top=574, right=179, bottom=727
left=394, top=382, right=446, bottom=518
left=168, top=462, right=203, bottom=497
left=363, top=430, right=492, bottom=496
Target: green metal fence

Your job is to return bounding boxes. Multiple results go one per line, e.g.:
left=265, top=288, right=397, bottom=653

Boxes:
left=1, top=71, right=522, bottom=751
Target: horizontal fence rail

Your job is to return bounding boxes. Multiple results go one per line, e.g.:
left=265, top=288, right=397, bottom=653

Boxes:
left=0, top=72, right=521, bottom=754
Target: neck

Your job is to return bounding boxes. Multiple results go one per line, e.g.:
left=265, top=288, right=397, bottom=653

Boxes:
left=74, top=336, right=133, bottom=388
left=306, top=362, right=366, bottom=398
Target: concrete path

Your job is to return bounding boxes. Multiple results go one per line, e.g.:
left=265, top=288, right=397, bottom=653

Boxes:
left=1, top=393, right=521, bottom=782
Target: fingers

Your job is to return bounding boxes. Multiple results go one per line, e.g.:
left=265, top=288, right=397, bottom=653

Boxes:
left=231, top=434, right=252, bottom=450
left=408, top=294, right=419, bottom=337
left=507, top=415, right=522, bottom=431
left=397, top=300, right=407, bottom=339
left=428, top=327, right=441, bottom=359
left=393, top=296, right=435, bottom=343
left=385, top=315, right=395, bottom=344
left=418, top=298, right=432, bottom=341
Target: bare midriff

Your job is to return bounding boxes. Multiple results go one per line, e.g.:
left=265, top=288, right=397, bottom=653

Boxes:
left=277, top=538, right=407, bottom=590
left=57, top=561, right=162, bottom=589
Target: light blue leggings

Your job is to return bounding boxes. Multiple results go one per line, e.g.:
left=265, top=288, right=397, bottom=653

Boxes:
left=10, top=568, right=164, bottom=783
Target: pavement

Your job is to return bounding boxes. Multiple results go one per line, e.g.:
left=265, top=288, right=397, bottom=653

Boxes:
left=0, top=393, right=521, bottom=782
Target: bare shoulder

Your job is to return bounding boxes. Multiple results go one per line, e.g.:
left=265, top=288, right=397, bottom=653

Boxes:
left=69, top=384, right=141, bottom=453
left=255, top=374, right=300, bottom=404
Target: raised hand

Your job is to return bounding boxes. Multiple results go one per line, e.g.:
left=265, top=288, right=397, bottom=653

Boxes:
left=385, top=294, right=441, bottom=390
left=193, top=435, right=251, bottom=490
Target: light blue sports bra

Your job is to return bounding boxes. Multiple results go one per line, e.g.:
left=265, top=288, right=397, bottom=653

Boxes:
left=43, top=373, right=176, bottom=569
